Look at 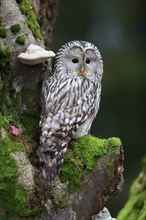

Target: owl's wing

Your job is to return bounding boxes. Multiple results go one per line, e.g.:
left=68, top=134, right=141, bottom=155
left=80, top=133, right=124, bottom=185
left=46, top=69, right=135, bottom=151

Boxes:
left=38, top=75, right=100, bottom=181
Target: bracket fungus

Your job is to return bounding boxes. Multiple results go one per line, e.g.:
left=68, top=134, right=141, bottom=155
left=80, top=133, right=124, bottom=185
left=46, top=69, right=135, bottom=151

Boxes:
left=18, top=44, right=55, bottom=65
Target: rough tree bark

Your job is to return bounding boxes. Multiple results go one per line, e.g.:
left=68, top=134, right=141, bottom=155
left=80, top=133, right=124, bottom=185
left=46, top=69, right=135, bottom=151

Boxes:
left=31, top=0, right=59, bottom=47
left=0, top=1, right=124, bottom=219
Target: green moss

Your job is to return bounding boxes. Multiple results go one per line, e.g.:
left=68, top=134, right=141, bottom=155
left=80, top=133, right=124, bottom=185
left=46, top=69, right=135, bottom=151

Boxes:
left=0, top=26, right=7, bottom=38
left=0, top=115, right=25, bottom=216
left=10, top=24, right=21, bottom=34
left=52, top=195, right=69, bottom=209
left=117, top=155, right=146, bottom=220
left=16, top=35, right=25, bottom=45
left=60, top=135, right=121, bottom=192
left=107, top=137, right=121, bottom=148
left=18, top=0, right=42, bottom=40
left=0, top=114, right=42, bottom=217
left=60, top=196, right=69, bottom=208
left=0, top=45, right=12, bottom=74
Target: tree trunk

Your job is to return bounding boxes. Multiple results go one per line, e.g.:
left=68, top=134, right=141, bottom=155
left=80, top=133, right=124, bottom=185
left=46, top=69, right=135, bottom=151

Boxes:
left=31, top=0, right=59, bottom=47
left=0, top=1, right=124, bottom=219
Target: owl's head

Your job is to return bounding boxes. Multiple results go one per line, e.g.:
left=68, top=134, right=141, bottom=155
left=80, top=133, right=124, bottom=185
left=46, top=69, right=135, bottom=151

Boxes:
left=54, top=41, right=103, bottom=82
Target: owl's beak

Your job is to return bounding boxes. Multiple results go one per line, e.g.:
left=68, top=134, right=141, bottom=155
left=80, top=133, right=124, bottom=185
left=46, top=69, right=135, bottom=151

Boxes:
left=79, top=65, right=85, bottom=77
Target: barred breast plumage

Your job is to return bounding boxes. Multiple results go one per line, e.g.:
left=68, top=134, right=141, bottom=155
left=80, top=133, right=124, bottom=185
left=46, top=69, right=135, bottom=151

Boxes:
left=37, top=40, right=103, bottom=181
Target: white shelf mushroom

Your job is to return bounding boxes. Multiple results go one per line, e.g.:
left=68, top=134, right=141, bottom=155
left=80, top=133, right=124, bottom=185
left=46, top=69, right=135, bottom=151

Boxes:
left=18, top=44, right=55, bottom=65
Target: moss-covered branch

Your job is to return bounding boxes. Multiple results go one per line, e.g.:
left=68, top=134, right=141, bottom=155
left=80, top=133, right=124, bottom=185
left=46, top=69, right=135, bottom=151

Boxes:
left=117, top=156, right=146, bottom=220
left=60, top=135, right=122, bottom=192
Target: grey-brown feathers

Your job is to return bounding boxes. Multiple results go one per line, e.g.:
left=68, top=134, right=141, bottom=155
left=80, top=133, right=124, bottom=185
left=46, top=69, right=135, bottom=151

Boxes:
left=37, top=40, right=103, bottom=181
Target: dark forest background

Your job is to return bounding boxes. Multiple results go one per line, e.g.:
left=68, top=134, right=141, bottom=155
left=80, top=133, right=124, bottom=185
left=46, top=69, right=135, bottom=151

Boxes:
left=52, top=0, right=146, bottom=216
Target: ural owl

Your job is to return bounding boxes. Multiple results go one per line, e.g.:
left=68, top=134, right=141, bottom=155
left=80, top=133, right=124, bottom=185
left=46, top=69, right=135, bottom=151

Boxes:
left=37, top=40, right=103, bottom=181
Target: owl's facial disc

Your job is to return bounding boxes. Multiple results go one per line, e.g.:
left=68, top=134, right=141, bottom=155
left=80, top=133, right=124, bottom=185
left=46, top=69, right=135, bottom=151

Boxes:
left=64, top=46, right=98, bottom=78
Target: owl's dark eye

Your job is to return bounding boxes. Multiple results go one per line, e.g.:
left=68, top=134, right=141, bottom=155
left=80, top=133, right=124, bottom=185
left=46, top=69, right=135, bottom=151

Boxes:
left=86, top=59, right=90, bottom=64
left=72, top=58, right=79, bottom=63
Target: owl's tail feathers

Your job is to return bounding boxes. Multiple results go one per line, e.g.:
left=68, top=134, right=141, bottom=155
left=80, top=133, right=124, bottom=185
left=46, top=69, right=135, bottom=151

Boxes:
left=42, top=162, right=59, bottom=182
left=37, top=146, right=67, bottom=182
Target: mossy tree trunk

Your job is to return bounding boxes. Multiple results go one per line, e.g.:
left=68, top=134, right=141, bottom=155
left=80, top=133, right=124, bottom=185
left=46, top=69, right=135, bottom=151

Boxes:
left=0, top=0, right=59, bottom=133
left=0, top=1, right=124, bottom=220
left=0, top=0, right=58, bottom=218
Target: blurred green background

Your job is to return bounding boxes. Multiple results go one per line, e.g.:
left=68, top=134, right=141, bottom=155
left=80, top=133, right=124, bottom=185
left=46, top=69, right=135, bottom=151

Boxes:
left=52, top=0, right=146, bottom=216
